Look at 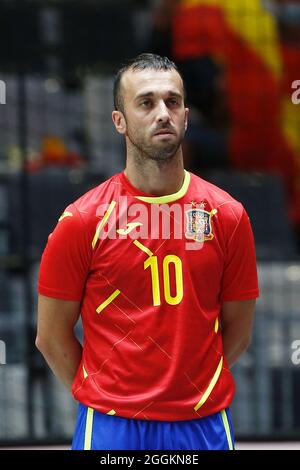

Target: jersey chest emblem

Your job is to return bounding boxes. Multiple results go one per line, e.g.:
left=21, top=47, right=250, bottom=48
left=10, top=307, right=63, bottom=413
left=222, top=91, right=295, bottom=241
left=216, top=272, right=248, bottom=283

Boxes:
left=185, top=207, right=217, bottom=242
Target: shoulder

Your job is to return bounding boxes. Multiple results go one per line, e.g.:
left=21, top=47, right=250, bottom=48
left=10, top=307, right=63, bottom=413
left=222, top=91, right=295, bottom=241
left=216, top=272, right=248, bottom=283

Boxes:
left=50, top=174, right=121, bottom=245
left=67, top=173, right=122, bottom=226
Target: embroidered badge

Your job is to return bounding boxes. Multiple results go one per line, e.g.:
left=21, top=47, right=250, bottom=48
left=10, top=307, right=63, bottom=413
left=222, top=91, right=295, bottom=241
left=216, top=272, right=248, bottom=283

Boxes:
left=185, top=203, right=218, bottom=242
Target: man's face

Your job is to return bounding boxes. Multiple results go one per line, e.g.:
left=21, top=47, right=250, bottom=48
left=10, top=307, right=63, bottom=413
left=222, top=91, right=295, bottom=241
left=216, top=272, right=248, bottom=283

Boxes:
left=113, top=68, right=189, bottom=161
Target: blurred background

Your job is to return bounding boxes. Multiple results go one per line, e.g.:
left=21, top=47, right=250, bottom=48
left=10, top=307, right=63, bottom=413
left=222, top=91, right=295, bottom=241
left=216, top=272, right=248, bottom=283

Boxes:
left=0, top=0, right=300, bottom=447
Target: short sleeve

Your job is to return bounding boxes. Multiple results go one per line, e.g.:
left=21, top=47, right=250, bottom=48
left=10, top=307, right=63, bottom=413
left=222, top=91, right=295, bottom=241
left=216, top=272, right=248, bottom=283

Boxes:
left=38, top=204, right=92, bottom=301
left=221, top=208, right=259, bottom=302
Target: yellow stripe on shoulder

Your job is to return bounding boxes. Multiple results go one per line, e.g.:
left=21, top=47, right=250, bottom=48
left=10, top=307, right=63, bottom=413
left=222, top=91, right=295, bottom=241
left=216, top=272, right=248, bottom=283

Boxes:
left=58, top=211, right=73, bottom=222
left=92, top=200, right=116, bottom=249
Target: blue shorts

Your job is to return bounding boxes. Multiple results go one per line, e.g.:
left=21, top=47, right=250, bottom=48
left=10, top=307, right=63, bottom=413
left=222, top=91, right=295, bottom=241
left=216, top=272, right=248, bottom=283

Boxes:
left=72, top=404, right=234, bottom=450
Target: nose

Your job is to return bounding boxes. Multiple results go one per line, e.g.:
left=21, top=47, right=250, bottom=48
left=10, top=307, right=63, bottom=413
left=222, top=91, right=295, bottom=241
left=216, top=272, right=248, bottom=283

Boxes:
left=156, top=100, right=171, bottom=124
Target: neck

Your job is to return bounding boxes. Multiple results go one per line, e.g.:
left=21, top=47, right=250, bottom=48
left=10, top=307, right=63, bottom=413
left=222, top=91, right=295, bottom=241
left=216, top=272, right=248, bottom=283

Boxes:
left=124, top=150, right=185, bottom=196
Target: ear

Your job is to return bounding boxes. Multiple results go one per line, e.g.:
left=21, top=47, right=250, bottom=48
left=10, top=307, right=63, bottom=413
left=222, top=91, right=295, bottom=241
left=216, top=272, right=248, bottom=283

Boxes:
left=184, top=107, right=189, bottom=131
left=112, top=110, right=126, bottom=135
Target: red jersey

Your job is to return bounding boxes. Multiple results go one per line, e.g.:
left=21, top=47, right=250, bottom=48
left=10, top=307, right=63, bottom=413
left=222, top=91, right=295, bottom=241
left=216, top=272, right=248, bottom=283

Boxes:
left=38, top=170, right=259, bottom=421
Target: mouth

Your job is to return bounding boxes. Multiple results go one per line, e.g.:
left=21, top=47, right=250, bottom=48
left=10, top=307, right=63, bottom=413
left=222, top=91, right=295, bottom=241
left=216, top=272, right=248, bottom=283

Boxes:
left=153, top=129, right=175, bottom=137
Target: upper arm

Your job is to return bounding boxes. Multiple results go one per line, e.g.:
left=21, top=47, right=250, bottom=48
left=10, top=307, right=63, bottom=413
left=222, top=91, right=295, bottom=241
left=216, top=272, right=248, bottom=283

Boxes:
left=38, top=203, right=92, bottom=302
left=221, top=299, right=256, bottom=338
left=36, top=294, right=81, bottom=346
left=221, top=207, right=259, bottom=302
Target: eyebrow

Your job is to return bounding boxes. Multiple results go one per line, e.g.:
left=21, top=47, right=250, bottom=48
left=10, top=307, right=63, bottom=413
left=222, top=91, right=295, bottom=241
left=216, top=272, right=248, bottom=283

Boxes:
left=134, top=91, right=183, bottom=101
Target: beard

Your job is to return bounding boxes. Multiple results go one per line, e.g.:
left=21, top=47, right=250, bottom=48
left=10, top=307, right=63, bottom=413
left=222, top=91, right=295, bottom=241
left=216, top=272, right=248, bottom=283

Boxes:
left=126, top=124, right=185, bottom=162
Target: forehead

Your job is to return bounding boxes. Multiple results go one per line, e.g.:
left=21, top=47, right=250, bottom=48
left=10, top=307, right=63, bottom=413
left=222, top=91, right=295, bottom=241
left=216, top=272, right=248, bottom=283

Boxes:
left=121, top=68, right=184, bottom=101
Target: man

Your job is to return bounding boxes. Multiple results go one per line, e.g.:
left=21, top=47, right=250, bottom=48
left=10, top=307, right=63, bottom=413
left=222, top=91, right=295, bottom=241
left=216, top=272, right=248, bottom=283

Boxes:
left=36, top=53, right=259, bottom=450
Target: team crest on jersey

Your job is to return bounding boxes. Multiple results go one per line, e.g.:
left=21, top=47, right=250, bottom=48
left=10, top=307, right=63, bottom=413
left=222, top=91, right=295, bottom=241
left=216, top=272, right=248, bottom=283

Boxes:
left=185, top=206, right=217, bottom=242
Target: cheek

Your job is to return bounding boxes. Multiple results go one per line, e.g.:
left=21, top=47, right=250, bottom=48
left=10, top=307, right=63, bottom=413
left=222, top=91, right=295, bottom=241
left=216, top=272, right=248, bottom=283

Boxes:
left=129, top=118, right=148, bottom=135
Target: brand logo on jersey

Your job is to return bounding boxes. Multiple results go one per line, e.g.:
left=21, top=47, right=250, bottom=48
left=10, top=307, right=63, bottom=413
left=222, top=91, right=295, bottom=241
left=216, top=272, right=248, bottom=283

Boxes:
left=116, top=222, right=143, bottom=235
left=185, top=207, right=217, bottom=242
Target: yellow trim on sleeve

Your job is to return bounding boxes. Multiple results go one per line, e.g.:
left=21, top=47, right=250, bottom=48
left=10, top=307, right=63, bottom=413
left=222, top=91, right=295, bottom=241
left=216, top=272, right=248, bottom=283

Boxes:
left=107, top=410, right=116, bottom=416
left=194, top=357, right=223, bottom=411
left=92, top=200, right=116, bottom=249
left=221, top=409, right=234, bottom=450
left=96, top=289, right=121, bottom=314
left=135, top=170, right=190, bottom=204
left=58, top=211, right=73, bottom=222
left=83, top=407, right=94, bottom=450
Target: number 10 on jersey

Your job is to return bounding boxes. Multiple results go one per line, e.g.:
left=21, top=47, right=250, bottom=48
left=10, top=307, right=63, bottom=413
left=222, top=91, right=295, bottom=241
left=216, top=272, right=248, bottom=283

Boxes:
left=144, top=255, right=183, bottom=306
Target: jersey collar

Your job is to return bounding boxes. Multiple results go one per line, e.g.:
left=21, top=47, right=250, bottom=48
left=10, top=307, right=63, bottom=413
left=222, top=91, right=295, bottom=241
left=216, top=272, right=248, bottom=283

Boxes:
left=120, top=170, right=190, bottom=204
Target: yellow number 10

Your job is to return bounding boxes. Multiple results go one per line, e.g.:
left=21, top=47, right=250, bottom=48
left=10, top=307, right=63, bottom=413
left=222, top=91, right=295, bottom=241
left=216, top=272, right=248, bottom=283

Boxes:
left=144, top=255, right=183, bottom=306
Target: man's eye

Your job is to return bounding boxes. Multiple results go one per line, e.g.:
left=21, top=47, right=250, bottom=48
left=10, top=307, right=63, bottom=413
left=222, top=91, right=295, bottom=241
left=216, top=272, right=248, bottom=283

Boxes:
left=141, top=100, right=151, bottom=107
left=169, top=99, right=179, bottom=106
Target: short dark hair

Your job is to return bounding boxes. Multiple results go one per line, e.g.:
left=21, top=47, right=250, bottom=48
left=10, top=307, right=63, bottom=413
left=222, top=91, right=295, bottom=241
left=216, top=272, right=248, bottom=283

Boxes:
left=113, top=53, right=185, bottom=113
